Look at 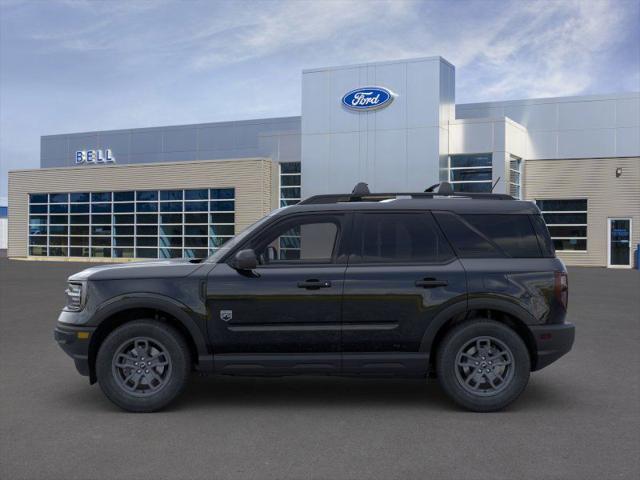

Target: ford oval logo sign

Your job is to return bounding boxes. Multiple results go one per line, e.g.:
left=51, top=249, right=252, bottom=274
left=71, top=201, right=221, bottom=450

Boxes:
left=342, top=86, right=395, bottom=111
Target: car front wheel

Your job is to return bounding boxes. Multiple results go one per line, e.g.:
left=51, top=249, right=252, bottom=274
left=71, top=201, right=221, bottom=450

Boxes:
left=96, top=320, right=191, bottom=412
left=436, top=319, right=530, bottom=412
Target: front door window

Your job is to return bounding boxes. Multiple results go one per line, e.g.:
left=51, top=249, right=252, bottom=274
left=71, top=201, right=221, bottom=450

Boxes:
left=608, top=218, right=632, bottom=267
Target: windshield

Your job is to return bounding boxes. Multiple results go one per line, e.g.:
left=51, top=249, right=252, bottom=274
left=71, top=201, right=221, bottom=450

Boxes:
left=205, top=210, right=279, bottom=263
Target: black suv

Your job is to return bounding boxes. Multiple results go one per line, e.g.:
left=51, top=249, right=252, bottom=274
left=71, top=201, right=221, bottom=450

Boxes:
left=54, top=182, right=575, bottom=412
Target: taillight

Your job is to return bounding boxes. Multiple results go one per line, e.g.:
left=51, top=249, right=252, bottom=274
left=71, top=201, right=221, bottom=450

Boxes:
left=555, top=271, right=568, bottom=310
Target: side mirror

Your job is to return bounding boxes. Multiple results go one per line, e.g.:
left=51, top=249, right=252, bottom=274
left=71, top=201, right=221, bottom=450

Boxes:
left=232, top=249, right=257, bottom=271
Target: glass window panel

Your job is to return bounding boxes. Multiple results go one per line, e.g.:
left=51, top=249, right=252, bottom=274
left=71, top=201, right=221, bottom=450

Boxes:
left=209, top=224, right=234, bottom=236
left=160, top=248, right=182, bottom=258
left=280, top=175, right=301, bottom=186
left=69, top=214, right=89, bottom=224
left=114, top=226, right=134, bottom=236
left=70, top=225, right=89, bottom=235
left=29, top=246, right=47, bottom=256
left=91, top=237, right=110, bottom=247
left=91, top=203, right=111, bottom=213
left=114, top=203, right=134, bottom=213
left=434, top=212, right=502, bottom=259
left=70, top=192, right=90, bottom=202
left=184, top=201, right=208, bottom=212
left=91, top=192, right=111, bottom=202
left=29, top=215, right=47, bottom=225
left=49, top=193, right=69, bottom=203
left=536, top=200, right=587, bottom=212
left=136, top=191, right=158, bottom=201
left=184, top=237, right=208, bottom=248
left=160, top=236, right=182, bottom=248
left=136, top=248, right=158, bottom=258
left=114, top=248, right=135, bottom=258
left=49, top=247, right=68, bottom=256
left=547, top=226, right=588, bottom=237
left=210, top=188, right=235, bottom=199
left=49, top=215, right=69, bottom=225
left=114, top=214, right=135, bottom=224
left=184, top=189, right=208, bottom=200
left=113, top=237, right=134, bottom=247
left=280, top=187, right=301, bottom=199
left=29, top=194, right=48, bottom=203
left=91, top=214, right=111, bottom=224
left=29, top=225, right=47, bottom=235
left=49, top=236, right=68, bottom=246
left=113, top=191, right=135, bottom=202
left=49, top=204, right=68, bottom=214
left=91, top=225, right=111, bottom=235
left=210, top=201, right=234, bottom=211
left=70, top=247, right=90, bottom=257
left=210, top=236, right=231, bottom=248
left=91, top=248, right=111, bottom=257
left=552, top=239, right=587, bottom=251
left=136, top=202, right=158, bottom=213
left=160, top=213, right=182, bottom=224
left=184, top=248, right=208, bottom=259
left=450, top=154, right=492, bottom=168
left=452, top=182, right=492, bottom=193
left=160, top=190, right=183, bottom=200
left=462, top=214, right=541, bottom=258
left=70, top=203, right=90, bottom=213
left=160, top=202, right=182, bottom=212
left=542, top=213, right=587, bottom=225
left=49, top=226, right=68, bottom=235
left=450, top=169, right=492, bottom=181
left=160, top=225, right=182, bottom=236
left=70, top=236, right=89, bottom=246
left=136, top=214, right=158, bottom=224
left=137, top=237, right=157, bottom=247
left=211, top=213, right=234, bottom=224
left=136, top=225, right=158, bottom=236
left=185, top=225, right=207, bottom=236
left=280, top=162, right=301, bottom=174
left=30, top=205, right=47, bottom=214
left=185, top=213, right=208, bottom=224
left=29, top=236, right=47, bottom=245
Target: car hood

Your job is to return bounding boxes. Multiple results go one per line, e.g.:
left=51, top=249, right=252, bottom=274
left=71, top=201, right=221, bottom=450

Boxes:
left=68, top=259, right=206, bottom=281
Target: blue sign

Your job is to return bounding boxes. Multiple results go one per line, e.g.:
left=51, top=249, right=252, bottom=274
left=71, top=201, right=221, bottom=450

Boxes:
left=342, top=86, right=395, bottom=111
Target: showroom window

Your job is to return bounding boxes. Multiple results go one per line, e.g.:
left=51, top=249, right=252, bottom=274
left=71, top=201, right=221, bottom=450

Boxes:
left=448, top=154, right=493, bottom=193
left=279, top=162, right=301, bottom=207
left=536, top=199, right=587, bottom=251
left=509, top=156, right=522, bottom=199
left=28, top=188, right=235, bottom=259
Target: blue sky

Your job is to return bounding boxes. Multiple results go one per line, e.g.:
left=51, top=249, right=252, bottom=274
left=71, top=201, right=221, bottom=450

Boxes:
left=1, top=0, right=639, bottom=203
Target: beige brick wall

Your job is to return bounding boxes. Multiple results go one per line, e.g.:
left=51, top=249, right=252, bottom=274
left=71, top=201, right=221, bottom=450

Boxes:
left=8, top=158, right=276, bottom=259
left=524, top=157, right=640, bottom=267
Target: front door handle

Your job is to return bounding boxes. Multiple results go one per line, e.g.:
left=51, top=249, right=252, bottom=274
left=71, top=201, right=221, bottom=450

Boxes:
left=297, top=279, right=332, bottom=290
left=415, top=278, right=448, bottom=288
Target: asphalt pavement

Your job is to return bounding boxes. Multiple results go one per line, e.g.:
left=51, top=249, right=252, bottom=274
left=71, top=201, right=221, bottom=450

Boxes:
left=1, top=258, right=639, bottom=480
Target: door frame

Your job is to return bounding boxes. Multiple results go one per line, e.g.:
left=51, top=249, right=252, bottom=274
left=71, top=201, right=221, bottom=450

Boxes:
left=607, top=217, right=633, bottom=268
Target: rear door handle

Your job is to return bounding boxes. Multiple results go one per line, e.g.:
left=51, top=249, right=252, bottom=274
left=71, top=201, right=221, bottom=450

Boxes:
left=415, top=278, right=448, bottom=288
left=297, top=279, right=332, bottom=290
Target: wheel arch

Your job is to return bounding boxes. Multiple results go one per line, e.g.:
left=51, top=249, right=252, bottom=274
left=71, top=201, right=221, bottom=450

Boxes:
left=87, top=295, right=208, bottom=384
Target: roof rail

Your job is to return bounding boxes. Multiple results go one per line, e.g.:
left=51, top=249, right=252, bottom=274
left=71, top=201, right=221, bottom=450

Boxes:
left=298, top=182, right=514, bottom=205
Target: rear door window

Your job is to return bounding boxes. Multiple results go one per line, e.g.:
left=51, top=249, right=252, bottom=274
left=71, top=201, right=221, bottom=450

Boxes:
left=353, top=212, right=454, bottom=264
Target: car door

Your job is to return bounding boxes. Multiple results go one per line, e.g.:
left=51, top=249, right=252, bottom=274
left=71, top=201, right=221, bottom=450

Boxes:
left=206, top=212, right=351, bottom=374
left=341, top=211, right=467, bottom=375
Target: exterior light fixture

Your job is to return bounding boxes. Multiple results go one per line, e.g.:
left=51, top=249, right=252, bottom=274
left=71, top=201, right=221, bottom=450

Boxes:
left=615, top=167, right=622, bottom=178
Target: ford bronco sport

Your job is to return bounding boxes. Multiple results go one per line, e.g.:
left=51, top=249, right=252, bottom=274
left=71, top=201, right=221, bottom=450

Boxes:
left=54, top=182, right=575, bottom=412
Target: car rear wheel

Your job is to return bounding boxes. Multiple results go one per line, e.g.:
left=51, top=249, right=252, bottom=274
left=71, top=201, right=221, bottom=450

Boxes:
left=96, top=320, right=190, bottom=412
left=436, top=319, right=530, bottom=412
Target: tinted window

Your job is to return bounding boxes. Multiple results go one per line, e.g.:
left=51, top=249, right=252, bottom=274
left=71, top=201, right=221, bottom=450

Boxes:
left=462, top=214, right=542, bottom=258
left=356, top=213, right=454, bottom=264
left=434, top=212, right=502, bottom=258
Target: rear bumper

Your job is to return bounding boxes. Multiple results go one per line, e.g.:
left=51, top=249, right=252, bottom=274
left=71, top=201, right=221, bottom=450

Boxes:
left=54, top=323, right=96, bottom=377
left=529, top=322, right=575, bottom=371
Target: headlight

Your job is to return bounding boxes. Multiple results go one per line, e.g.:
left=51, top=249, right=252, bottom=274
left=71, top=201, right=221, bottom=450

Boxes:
left=65, top=282, right=85, bottom=311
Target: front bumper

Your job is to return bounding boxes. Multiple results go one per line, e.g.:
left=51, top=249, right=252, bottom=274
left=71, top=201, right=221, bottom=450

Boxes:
left=529, top=322, right=575, bottom=371
left=54, top=323, right=96, bottom=377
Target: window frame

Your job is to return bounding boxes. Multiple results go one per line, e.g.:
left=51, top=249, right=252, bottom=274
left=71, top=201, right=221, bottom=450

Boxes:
left=448, top=153, right=493, bottom=193
left=536, top=199, right=588, bottom=252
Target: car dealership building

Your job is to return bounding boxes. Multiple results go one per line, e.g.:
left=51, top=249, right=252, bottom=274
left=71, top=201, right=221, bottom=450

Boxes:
left=7, top=56, right=640, bottom=267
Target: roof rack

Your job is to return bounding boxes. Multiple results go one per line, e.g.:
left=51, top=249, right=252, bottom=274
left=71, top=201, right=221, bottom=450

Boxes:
left=298, top=182, right=514, bottom=205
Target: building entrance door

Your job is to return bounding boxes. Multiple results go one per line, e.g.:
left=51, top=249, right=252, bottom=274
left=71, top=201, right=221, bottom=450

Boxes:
left=607, top=218, right=632, bottom=268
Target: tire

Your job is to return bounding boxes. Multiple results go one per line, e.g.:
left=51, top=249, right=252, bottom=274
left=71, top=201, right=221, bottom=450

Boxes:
left=436, top=319, right=530, bottom=412
left=96, top=320, right=191, bottom=412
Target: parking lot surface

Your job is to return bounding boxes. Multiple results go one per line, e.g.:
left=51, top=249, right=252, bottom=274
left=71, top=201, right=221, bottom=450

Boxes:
left=1, top=258, right=639, bottom=480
